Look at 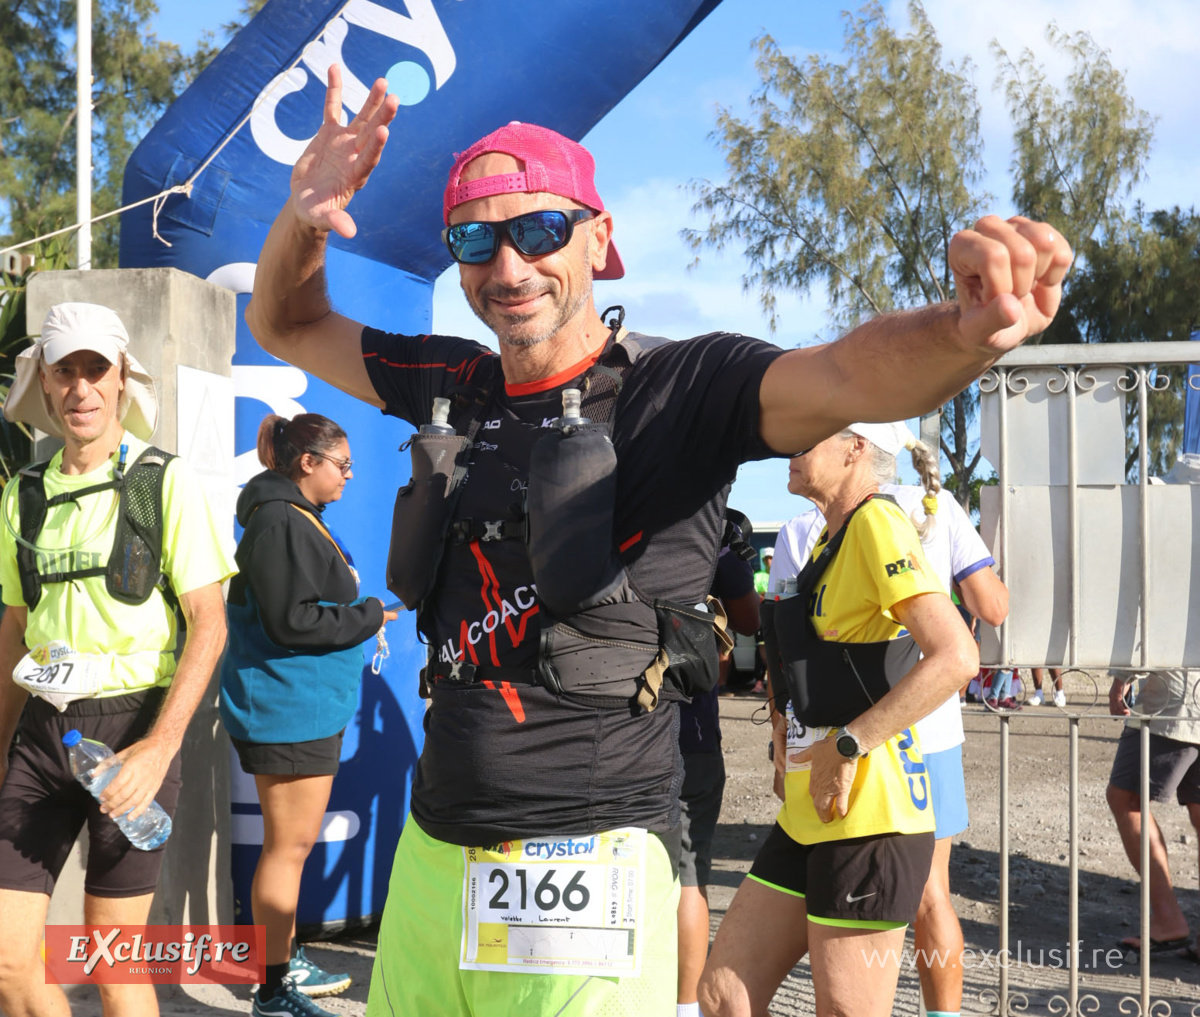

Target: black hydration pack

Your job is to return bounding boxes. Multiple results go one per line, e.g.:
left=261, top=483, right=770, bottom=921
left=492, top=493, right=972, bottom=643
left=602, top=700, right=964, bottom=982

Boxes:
left=388, top=311, right=726, bottom=712
left=16, top=445, right=177, bottom=610
left=761, top=494, right=921, bottom=727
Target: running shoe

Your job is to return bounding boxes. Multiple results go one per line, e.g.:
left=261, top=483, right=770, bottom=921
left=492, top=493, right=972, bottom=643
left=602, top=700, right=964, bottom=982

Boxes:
left=1027, top=690, right=1044, bottom=707
left=1054, top=689, right=1067, bottom=708
left=999, top=697, right=1023, bottom=711
left=288, top=946, right=351, bottom=997
left=253, top=978, right=337, bottom=1017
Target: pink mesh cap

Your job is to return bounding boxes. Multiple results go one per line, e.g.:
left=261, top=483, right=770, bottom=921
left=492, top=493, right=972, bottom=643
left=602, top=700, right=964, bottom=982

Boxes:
left=444, top=121, right=624, bottom=280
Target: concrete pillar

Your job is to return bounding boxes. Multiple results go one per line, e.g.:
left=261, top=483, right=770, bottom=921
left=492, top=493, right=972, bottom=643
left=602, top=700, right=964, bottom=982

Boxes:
left=24, top=268, right=237, bottom=926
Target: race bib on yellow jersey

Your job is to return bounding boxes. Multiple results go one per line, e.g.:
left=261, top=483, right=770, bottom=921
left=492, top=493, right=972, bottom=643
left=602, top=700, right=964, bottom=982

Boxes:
left=11, top=641, right=109, bottom=711
left=460, top=828, right=646, bottom=977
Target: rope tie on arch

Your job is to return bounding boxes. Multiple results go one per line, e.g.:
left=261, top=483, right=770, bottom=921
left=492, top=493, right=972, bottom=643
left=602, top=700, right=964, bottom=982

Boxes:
left=0, top=0, right=355, bottom=260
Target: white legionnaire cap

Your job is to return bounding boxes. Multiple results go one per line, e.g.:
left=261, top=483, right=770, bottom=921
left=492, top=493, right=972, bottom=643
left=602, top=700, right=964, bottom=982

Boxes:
left=846, top=420, right=917, bottom=457
left=3, top=302, right=158, bottom=440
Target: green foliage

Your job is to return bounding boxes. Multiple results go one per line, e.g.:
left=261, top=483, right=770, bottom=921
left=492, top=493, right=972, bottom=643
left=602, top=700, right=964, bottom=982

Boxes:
left=0, top=0, right=217, bottom=267
left=693, top=3, right=1196, bottom=499
left=1076, top=206, right=1200, bottom=479
left=686, top=1, right=990, bottom=508
left=0, top=237, right=73, bottom=479
left=942, top=466, right=996, bottom=520
left=686, top=1, right=987, bottom=334
left=998, top=30, right=1198, bottom=479
left=994, top=26, right=1156, bottom=347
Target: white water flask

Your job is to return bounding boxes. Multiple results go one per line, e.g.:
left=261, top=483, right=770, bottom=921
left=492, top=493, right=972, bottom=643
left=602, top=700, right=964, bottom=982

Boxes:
left=62, top=730, right=172, bottom=850
left=419, top=396, right=456, bottom=435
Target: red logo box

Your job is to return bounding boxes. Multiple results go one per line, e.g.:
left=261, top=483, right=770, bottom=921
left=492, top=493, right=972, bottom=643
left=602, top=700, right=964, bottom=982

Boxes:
left=45, top=925, right=264, bottom=985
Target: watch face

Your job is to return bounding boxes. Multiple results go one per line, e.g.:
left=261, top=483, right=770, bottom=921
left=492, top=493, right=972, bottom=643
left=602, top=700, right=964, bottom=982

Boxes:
left=836, top=734, right=858, bottom=758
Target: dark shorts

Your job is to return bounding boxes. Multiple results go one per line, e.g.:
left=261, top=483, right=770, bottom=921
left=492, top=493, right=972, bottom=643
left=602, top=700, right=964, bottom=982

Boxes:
left=679, top=751, right=725, bottom=887
left=1109, top=728, right=1200, bottom=805
left=231, top=730, right=345, bottom=776
left=747, top=822, right=935, bottom=927
left=0, top=689, right=182, bottom=898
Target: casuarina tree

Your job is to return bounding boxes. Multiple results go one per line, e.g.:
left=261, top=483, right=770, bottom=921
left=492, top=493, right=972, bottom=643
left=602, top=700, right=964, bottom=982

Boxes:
left=685, top=1, right=988, bottom=508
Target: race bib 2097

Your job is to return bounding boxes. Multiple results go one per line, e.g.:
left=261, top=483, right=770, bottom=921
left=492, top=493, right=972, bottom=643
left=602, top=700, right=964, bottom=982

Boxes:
left=12, top=642, right=108, bottom=711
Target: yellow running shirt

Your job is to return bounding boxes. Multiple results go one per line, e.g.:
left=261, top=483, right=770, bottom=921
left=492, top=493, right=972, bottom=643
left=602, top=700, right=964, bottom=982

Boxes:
left=777, top=496, right=943, bottom=845
left=0, top=435, right=236, bottom=696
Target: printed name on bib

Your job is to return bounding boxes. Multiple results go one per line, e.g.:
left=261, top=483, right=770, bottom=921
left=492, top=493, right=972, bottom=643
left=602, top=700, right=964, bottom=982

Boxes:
left=460, top=828, right=646, bottom=977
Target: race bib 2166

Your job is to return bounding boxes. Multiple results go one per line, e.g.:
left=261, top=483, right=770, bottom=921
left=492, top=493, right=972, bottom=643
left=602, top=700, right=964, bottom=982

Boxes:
left=460, top=828, right=646, bottom=977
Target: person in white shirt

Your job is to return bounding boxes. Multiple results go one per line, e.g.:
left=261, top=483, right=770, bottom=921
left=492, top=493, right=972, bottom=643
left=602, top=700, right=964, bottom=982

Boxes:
left=769, top=421, right=1008, bottom=1017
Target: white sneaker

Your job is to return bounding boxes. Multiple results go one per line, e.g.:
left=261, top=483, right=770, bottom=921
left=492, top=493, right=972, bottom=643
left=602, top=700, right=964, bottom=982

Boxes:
left=1054, top=689, right=1067, bottom=708
left=1028, top=690, right=1044, bottom=707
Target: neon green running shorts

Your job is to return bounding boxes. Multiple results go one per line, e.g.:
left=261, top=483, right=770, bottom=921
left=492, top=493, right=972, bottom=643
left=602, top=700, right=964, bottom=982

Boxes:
left=366, top=817, right=679, bottom=1016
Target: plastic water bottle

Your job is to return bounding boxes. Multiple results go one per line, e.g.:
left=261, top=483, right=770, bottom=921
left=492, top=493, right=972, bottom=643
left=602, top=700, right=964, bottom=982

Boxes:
left=419, top=397, right=456, bottom=435
left=62, top=730, right=172, bottom=851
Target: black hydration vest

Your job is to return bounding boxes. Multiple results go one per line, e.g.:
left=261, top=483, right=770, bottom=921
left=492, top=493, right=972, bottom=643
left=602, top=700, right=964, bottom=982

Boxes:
left=761, top=494, right=921, bottom=727
left=16, top=445, right=178, bottom=610
left=385, top=316, right=726, bottom=712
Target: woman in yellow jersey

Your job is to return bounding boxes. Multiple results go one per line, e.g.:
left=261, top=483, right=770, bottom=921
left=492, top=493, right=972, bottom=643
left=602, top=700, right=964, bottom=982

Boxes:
left=699, top=421, right=978, bottom=1017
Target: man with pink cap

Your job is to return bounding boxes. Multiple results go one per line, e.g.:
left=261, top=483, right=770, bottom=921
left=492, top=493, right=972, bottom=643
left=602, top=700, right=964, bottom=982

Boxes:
left=248, top=67, right=1072, bottom=1017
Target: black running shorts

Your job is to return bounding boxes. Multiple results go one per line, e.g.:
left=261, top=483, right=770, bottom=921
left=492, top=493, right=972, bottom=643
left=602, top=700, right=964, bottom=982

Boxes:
left=748, top=821, right=934, bottom=927
left=231, top=730, right=345, bottom=777
left=0, top=689, right=182, bottom=898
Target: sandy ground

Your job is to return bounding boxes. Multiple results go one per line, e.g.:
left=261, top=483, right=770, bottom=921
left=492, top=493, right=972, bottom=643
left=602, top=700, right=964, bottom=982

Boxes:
left=66, top=673, right=1200, bottom=1014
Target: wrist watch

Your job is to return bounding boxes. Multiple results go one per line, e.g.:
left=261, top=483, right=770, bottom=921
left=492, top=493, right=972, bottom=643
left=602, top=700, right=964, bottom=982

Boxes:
left=833, top=725, right=866, bottom=759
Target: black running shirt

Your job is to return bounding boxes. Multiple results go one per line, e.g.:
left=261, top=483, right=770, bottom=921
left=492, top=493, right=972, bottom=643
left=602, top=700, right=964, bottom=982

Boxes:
left=363, top=326, right=784, bottom=845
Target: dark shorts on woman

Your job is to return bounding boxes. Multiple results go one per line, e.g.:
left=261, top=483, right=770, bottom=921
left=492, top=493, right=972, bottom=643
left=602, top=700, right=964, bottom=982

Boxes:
left=748, top=821, right=934, bottom=927
left=0, top=688, right=182, bottom=898
left=231, top=730, right=345, bottom=776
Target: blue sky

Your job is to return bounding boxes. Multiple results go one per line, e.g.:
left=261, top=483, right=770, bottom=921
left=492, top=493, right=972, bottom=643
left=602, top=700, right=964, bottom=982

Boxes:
left=154, top=0, right=1200, bottom=523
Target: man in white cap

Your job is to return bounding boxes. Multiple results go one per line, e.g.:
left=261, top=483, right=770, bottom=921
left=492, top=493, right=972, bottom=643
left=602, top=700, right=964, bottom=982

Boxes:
left=0, top=302, right=235, bottom=1017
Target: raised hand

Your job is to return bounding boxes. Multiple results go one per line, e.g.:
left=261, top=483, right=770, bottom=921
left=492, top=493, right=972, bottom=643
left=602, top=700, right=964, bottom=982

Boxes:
left=291, top=64, right=400, bottom=239
left=949, top=215, right=1074, bottom=355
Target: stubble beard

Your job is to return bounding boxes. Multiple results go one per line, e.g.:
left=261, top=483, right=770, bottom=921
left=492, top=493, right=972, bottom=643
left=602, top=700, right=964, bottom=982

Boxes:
left=464, top=241, right=593, bottom=349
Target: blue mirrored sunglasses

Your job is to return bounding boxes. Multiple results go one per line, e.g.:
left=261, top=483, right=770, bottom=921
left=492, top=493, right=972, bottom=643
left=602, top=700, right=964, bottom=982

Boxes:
left=442, top=209, right=595, bottom=265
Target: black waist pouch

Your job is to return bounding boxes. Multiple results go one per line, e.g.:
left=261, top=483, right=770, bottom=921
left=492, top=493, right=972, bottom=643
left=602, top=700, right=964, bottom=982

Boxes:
left=539, top=596, right=659, bottom=701
left=386, top=431, right=472, bottom=610
left=538, top=597, right=718, bottom=711
left=526, top=422, right=627, bottom=618
left=655, top=599, right=720, bottom=699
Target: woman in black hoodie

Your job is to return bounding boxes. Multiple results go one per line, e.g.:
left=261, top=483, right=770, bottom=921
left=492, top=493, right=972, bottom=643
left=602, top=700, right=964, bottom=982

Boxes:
left=220, top=413, right=397, bottom=1015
